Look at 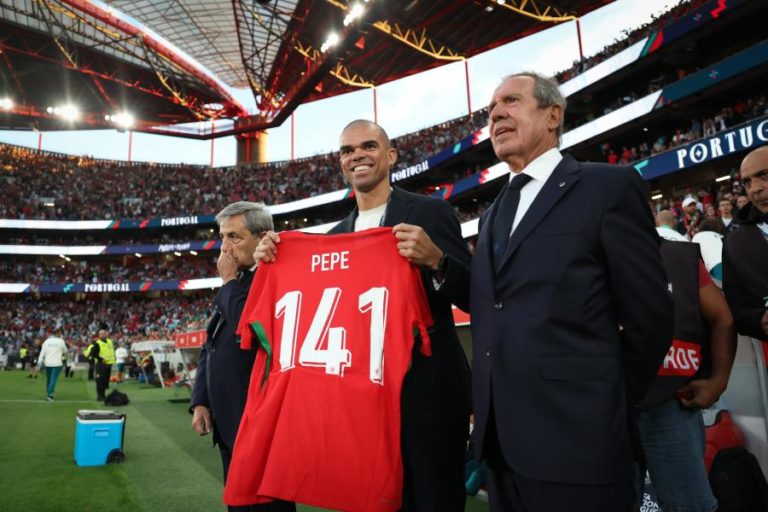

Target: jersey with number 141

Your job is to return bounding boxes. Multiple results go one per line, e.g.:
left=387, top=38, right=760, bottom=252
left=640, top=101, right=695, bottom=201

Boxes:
left=223, top=227, right=434, bottom=512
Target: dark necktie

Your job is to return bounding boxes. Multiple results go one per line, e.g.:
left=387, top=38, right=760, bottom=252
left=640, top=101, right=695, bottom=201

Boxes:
left=491, top=173, right=532, bottom=271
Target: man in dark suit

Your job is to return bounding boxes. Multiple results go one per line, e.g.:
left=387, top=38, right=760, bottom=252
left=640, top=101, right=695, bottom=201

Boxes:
left=443, top=72, right=673, bottom=510
left=190, top=201, right=294, bottom=512
left=255, top=119, right=472, bottom=511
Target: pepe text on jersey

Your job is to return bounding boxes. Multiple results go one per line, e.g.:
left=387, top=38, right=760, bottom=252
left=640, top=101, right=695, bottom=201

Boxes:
left=311, top=251, right=350, bottom=272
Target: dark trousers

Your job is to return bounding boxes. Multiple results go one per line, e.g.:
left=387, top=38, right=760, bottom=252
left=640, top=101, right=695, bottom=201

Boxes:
left=483, top=406, right=633, bottom=512
left=95, top=362, right=111, bottom=400
left=400, top=420, right=468, bottom=512
left=219, top=442, right=296, bottom=512
left=87, top=360, right=95, bottom=380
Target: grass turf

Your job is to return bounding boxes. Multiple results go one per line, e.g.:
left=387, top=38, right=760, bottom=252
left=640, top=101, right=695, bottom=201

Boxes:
left=0, top=370, right=488, bottom=512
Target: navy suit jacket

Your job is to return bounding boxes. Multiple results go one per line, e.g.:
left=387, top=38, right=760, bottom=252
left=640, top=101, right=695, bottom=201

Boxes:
left=455, top=155, right=672, bottom=484
left=330, top=187, right=472, bottom=425
left=190, top=271, right=257, bottom=449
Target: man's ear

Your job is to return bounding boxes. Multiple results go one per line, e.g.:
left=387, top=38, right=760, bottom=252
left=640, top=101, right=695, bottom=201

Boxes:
left=388, top=147, right=398, bottom=167
left=548, top=104, right=563, bottom=133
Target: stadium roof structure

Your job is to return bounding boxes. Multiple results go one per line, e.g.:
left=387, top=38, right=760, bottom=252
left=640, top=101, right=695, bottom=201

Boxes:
left=0, top=0, right=614, bottom=138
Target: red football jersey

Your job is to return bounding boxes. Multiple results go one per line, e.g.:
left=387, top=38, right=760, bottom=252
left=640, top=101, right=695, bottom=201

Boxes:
left=224, top=228, right=433, bottom=512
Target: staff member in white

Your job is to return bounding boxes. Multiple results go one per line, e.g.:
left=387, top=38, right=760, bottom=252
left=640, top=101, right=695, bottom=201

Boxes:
left=37, top=326, right=68, bottom=401
left=114, top=343, right=128, bottom=383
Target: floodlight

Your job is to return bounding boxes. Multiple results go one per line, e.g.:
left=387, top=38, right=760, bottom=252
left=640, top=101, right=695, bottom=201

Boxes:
left=174, top=251, right=182, bottom=256
left=190, top=250, right=198, bottom=256
left=53, top=104, right=80, bottom=122
left=0, top=97, right=12, bottom=110
left=651, top=193, right=663, bottom=200
left=715, top=175, right=731, bottom=182
left=135, top=253, right=142, bottom=258
left=106, top=111, right=134, bottom=129
left=321, top=33, right=340, bottom=52
left=344, top=3, right=365, bottom=26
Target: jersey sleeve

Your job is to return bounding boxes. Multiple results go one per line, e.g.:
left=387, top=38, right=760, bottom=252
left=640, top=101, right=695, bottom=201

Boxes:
left=698, top=259, right=714, bottom=288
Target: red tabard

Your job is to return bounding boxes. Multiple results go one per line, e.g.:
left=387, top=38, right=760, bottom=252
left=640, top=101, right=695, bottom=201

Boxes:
left=223, top=228, right=433, bottom=512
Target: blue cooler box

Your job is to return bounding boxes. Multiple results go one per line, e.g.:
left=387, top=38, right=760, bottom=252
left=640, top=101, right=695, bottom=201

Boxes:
left=74, top=410, right=126, bottom=467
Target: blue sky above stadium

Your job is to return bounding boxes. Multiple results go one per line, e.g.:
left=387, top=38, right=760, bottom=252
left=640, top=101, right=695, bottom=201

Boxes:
left=0, top=0, right=682, bottom=166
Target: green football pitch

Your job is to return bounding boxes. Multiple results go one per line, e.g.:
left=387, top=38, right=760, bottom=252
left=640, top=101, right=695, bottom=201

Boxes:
left=0, top=370, right=489, bottom=512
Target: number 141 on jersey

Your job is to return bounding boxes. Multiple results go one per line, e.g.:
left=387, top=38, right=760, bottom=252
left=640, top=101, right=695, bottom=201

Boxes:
left=275, top=287, right=389, bottom=384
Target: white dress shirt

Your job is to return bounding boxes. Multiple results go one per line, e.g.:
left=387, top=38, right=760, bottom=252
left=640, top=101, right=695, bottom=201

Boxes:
left=507, top=147, right=563, bottom=235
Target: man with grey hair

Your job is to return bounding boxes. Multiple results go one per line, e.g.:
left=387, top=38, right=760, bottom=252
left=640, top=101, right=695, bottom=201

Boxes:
left=437, top=71, right=673, bottom=510
left=190, top=201, right=294, bottom=512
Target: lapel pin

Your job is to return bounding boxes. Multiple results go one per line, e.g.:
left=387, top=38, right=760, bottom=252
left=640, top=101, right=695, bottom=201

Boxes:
left=559, top=181, right=566, bottom=187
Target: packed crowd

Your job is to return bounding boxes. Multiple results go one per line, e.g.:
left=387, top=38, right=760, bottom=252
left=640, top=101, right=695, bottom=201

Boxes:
left=652, top=176, right=750, bottom=238
left=0, top=293, right=211, bottom=349
left=0, top=113, right=481, bottom=221
left=0, top=232, right=217, bottom=246
left=554, top=0, right=708, bottom=83
left=0, top=256, right=217, bottom=284
left=601, top=94, right=768, bottom=165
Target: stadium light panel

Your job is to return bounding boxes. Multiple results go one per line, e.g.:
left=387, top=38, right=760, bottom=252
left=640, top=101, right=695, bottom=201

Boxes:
left=50, top=104, right=80, bottom=121
left=0, top=97, right=12, bottom=110
left=651, top=193, right=663, bottom=200
left=174, top=251, right=182, bottom=256
left=106, top=112, right=134, bottom=129
left=343, top=3, right=365, bottom=26
left=190, top=250, right=198, bottom=256
left=715, top=175, right=731, bottom=182
left=135, top=253, right=142, bottom=258
left=321, top=33, right=340, bottom=52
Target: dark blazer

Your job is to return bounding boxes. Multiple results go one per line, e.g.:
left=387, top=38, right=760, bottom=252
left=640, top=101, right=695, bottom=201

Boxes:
left=190, top=271, right=257, bottom=449
left=723, top=202, right=768, bottom=339
left=466, top=155, right=672, bottom=485
left=330, top=187, right=472, bottom=425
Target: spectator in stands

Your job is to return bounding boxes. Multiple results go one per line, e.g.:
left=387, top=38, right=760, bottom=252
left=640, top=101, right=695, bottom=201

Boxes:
left=719, top=197, right=739, bottom=233
left=656, top=210, right=688, bottom=241
left=723, top=147, right=768, bottom=339
left=693, top=218, right=726, bottom=287
left=449, top=71, right=671, bottom=511
left=36, top=326, right=68, bottom=401
left=735, top=194, right=750, bottom=213
left=189, top=202, right=294, bottom=512
left=639, top=230, right=736, bottom=512
left=256, top=120, right=473, bottom=512
left=679, top=197, right=702, bottom=238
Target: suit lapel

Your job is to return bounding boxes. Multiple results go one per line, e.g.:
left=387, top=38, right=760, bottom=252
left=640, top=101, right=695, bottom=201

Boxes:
left=476, top=188, right=503, bottom=277
left=497, top=155, right=581, bottom=271
left=332, top=210, right=356, bottom=234
left=383, top=188, right=415, bottom=227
